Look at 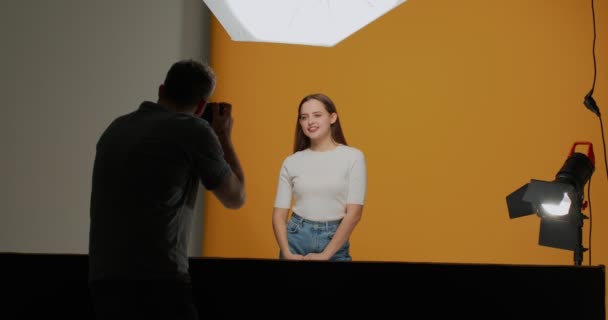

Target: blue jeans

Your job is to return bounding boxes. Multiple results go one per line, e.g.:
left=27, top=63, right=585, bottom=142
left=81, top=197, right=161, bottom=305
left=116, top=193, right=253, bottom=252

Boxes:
left=280, top=212, right=351, bottom=261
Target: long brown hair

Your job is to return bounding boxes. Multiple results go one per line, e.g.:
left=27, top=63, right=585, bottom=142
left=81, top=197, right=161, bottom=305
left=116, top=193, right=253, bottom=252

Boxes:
left=293, top=93, right=348, bottom=153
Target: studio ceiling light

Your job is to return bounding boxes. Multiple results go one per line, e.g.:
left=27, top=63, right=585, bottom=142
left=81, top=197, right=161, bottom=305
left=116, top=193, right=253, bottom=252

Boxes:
left=506, top=142, right=595, bottom=265
left=202, top=0, right=407, bottom=47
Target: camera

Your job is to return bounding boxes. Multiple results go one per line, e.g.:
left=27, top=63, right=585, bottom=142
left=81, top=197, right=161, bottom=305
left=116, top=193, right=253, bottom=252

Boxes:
left=201, top=102, right=227, bottom=123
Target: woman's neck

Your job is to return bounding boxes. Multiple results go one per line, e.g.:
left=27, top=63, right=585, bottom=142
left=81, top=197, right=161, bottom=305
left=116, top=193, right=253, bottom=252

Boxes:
left=309, top=138, right=339, bottom=152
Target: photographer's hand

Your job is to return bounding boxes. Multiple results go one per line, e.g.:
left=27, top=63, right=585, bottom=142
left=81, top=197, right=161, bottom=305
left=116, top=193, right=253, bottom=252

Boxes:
left=210, top=102, right=233, bottom=139
left=210, top=102, right=244, bottom=186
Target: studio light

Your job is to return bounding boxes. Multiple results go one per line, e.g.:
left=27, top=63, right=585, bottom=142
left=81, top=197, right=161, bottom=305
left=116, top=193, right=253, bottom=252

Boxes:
left=201, top=0, right=407, bottom=47
left=506, top=142, right=595, bottom=265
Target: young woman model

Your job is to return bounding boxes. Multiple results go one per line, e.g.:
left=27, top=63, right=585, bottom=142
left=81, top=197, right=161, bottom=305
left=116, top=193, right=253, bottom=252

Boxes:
left=272, top=93, right=367, bottom=261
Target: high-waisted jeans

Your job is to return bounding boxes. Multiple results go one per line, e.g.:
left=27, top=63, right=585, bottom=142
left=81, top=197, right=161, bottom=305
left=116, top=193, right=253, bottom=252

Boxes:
left=280, top=212, right=351, bottom=261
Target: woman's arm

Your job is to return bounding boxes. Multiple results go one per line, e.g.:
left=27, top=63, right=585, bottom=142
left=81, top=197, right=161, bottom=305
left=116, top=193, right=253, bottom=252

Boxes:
left=305, top=203, right=363, bottom=260
left=272, top=207, right=304, bottom=260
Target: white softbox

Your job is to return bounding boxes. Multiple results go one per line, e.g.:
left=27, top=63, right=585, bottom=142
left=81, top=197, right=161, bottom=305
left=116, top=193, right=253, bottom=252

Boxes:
left=202, top=0, right=407, bottom=47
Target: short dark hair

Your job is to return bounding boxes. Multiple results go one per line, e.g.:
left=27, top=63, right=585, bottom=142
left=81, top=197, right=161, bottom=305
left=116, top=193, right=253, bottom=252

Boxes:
left=162, top=59, right=216, bottom=107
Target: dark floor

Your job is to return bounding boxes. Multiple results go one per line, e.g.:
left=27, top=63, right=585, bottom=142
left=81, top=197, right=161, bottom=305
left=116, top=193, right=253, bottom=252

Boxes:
left=3, top=253, right=606, bottom=319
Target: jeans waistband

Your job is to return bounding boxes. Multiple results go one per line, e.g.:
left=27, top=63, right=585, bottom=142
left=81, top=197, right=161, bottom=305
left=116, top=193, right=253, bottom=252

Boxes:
left=291, top=212, right=342, bottom=227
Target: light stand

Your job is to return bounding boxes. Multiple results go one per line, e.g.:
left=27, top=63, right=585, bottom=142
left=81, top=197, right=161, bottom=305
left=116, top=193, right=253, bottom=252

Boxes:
left=573, top=208, right=587, bottom=266
left=506, top=142, right=595, bottom=266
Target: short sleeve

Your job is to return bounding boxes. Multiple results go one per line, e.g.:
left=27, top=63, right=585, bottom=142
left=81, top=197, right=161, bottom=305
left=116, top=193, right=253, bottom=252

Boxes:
left=347, top=150, right=367, bottom=205
left=186, top=120, right=231, bottom=190
left=273, top=159, right=293, bottom=209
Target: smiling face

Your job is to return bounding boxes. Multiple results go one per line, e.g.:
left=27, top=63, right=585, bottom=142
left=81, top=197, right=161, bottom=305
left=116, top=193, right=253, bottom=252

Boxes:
left=292, top=93, right=347, bottom=153
left=298, top=98, right=337, bottom=143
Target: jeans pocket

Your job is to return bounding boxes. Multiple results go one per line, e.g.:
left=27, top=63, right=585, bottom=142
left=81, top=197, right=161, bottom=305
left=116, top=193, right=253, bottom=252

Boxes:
left=287, top=220, right=300, bottom=233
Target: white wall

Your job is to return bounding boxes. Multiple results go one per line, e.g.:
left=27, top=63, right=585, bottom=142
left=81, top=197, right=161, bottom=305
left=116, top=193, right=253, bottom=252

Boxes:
left=0, top=0, right=211, bottom=256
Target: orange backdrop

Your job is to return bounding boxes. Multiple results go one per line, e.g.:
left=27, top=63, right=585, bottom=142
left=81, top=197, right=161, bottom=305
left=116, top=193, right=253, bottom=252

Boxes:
left=202, top=0, right=608, bottom=275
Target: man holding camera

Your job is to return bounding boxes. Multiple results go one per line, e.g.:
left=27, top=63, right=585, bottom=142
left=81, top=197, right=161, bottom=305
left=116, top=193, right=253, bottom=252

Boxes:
left=88, top=59, right=245, bottom=320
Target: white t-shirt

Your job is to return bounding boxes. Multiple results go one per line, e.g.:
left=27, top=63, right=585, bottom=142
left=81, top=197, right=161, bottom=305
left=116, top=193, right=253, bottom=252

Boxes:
left=273, top=145, right=367, bottom=221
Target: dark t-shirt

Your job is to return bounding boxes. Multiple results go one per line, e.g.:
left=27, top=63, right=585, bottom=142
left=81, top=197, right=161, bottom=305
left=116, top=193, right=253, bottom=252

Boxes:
left=88, top=101, right=231, bottom=283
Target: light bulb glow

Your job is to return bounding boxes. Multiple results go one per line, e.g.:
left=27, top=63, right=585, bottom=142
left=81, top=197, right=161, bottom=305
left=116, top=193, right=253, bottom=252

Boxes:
left=541, top=192, right=571, bottom=216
